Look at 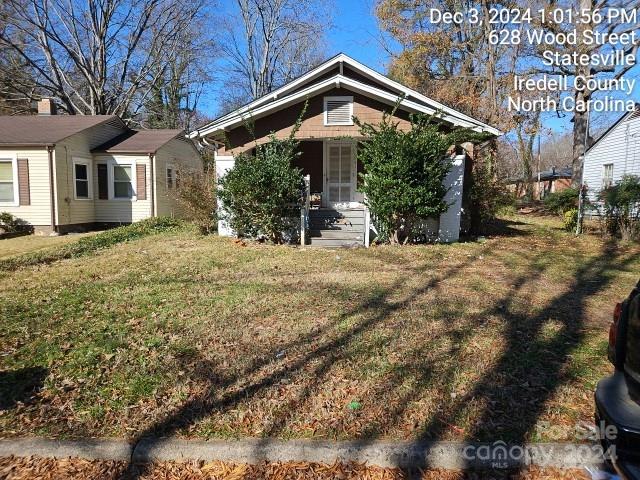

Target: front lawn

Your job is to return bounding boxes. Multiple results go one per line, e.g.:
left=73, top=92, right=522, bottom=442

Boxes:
left=1, top=214, right=638, bottom=444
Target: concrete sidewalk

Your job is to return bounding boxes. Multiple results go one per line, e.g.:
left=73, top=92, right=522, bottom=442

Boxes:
left=0, top=437, right=607, bottom=470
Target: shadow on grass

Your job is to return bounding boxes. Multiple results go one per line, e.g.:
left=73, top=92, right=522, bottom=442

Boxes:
left=115, top=238, right=637, bottom=478
left=0, top=366, right=47, bottom=410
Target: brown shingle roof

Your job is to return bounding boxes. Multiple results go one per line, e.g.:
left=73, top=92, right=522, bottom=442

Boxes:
left=0, top=115, right=122, bottom=146
left=93, top=129, right=184, bottom=154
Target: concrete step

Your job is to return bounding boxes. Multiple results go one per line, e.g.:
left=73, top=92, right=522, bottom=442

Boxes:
left=310, top=230, right=364, bottom=240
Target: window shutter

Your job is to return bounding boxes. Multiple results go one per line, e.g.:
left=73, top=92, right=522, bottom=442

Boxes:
left=17, top=158, right=30, bottom=206
left=325, top=98, right=353, bottom=125
left=97, top=164, right=108, bottom=199
left=136, top=164, right=146, bottom=200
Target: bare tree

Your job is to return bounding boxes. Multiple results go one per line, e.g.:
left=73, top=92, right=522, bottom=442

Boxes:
left=528, top=0, right=640, bottom=186
left=219, top=0, right=330, bottom=110
left=0, top=0, right=208, bottom=121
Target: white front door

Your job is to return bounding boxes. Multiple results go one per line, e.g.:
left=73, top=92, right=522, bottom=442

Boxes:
left=324, top=141, right=357, bottom=208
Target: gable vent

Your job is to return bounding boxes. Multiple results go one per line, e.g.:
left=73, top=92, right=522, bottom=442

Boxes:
left=324, top=96, right=353, bottom=125
left=627, top=109, right=640, bottom=120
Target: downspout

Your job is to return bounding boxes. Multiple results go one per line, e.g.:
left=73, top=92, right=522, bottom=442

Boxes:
left=47, top=145, right=58, bottom=233
left=149, top=153, right=156, bottom=217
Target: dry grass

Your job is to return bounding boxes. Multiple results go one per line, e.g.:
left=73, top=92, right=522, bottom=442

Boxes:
left=0, top=456, right=591, bottom=479
left=1, top=214, right=638, bottom=445
left=0, top=232, right=96, bottom=260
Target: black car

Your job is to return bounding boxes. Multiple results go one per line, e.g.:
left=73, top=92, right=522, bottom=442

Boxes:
left=595, top=280, right=640, bottom=480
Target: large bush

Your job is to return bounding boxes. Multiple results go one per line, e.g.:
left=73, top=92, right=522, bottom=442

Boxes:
left=468, top=159, right=514, bottom=230
left=171, top=166, right=217, bottom=234
left=218, top=134, right=304, bottom=243
left=599, top=175, right=640, bottom=241
left=543, top=187, right=580, bottom=215
left=355, top=113, right=481, bottom=244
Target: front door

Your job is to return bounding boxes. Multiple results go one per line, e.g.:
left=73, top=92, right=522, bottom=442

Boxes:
left=324, top=141, right=356, bottom=208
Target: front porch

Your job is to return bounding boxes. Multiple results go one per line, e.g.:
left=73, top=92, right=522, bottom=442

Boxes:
left=292, top=139, right=364, bottom=210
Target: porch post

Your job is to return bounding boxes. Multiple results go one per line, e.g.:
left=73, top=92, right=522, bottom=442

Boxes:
left=301, top=174, right=310, bottom=246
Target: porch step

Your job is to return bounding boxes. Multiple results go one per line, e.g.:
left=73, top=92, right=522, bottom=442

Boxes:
left=308, top=237, right=364, bottom=248
left=307, top=208, right=366, bottom=247
left=309, top=230, right=364, bottom=240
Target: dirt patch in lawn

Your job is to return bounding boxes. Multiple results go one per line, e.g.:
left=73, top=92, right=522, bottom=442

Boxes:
left=0, top=456, right=591, bottom=479
left=1, top=214, right=639, bottom=447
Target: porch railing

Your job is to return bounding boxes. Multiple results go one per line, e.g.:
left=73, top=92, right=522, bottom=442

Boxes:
left=300, top=175, right=310, bottom=246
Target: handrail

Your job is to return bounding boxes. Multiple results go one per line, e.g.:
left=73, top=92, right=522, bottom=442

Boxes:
left=300, top=175, right=310, bottom=245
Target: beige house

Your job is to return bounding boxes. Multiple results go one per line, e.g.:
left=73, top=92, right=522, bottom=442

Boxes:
left=0, top=102, right=201, bottom=234
left=190, top=54, right=501, bottom=246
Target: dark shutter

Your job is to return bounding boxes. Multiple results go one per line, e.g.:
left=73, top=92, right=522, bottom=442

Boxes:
left=17, top=158, right=30, bottom=205
left=97, top=164, right=108, bottom=199
left=136, top=164, right=146, bottom=200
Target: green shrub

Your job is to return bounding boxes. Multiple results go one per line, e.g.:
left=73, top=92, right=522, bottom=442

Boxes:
left=563, top=208, right=578, bottom=232
left=218, top=105, right=307, bottom=244
left=543, top=188, right=580, bottom=215
left=0, top=212, right=32, bottom=234
left=599, top=175, right=640, bottom=241
left=355, top=112, right=486, bottom=244
left=0, top=216, right=183, bottom=272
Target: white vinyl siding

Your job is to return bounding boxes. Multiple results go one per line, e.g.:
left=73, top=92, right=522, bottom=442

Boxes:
left=154, top=139, right=202, bottom=217
left=583, top=113, right=640, bottom=206
left=324, top=96, right=353, bottom=126
left=0, top=156, right=18, bottom=206
left=0, top=148, right=51, bottom=226
left=93, top=154, right=150, bottom=223
left=54, top=119, right=128, bottom=226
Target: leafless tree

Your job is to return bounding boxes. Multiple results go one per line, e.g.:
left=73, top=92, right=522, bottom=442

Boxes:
left=219, top=0, right=330, bottom=110
left=0, top=0, right=208, bottom=121
left=529, top=0, right=640, bottom=186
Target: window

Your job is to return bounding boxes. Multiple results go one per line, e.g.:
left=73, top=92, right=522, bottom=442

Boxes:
left=0, top=158, right=17, bottom=205
left=324, top=96, right=353, bottom=126
left=113, top=164, right=134, bottom=199
left=73, top=158, right=92, bottom=200
left=166, top=166, right=174, bottom=189
left=603, top=163, right=614, bottom=188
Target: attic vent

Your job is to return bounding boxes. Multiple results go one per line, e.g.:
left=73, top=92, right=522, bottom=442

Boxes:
left=324, top=96, right=353, bottom=126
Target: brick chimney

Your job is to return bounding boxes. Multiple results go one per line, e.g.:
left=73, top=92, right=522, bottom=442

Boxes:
left=37, top=98, right=57, bottom=115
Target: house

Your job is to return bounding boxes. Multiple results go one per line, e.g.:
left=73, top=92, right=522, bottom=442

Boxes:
left=0, top=100, right=202, bottom=234
left=583, top=107, right=640, bottom=206
left=506, top=166, right=573, bottom=200
left=189, top=53, right=501, bottom=246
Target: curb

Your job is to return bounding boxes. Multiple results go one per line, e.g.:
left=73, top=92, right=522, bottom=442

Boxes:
left=0, top=438, right=132, bottom=462
left=0, top=437, right=606, bottom=470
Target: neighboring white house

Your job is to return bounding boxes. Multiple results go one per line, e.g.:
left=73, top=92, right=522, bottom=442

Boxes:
left=189, top=53, right=502, bottom=246
left=0, top=100, right=202, bottom=234
left=583, top=107, right=640, bottom=206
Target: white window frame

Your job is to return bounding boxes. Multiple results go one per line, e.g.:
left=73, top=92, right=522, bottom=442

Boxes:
left=602, top=163, right=614, bottom=189
left=108, top=160, right=137, bottom=201
left=324, top=96, right=354, bottom=126
left=72, top=157, right=93, bottom=201
left=166, top=164, right=175, bottom=190
left=0, top=155, right=18, bottom=207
